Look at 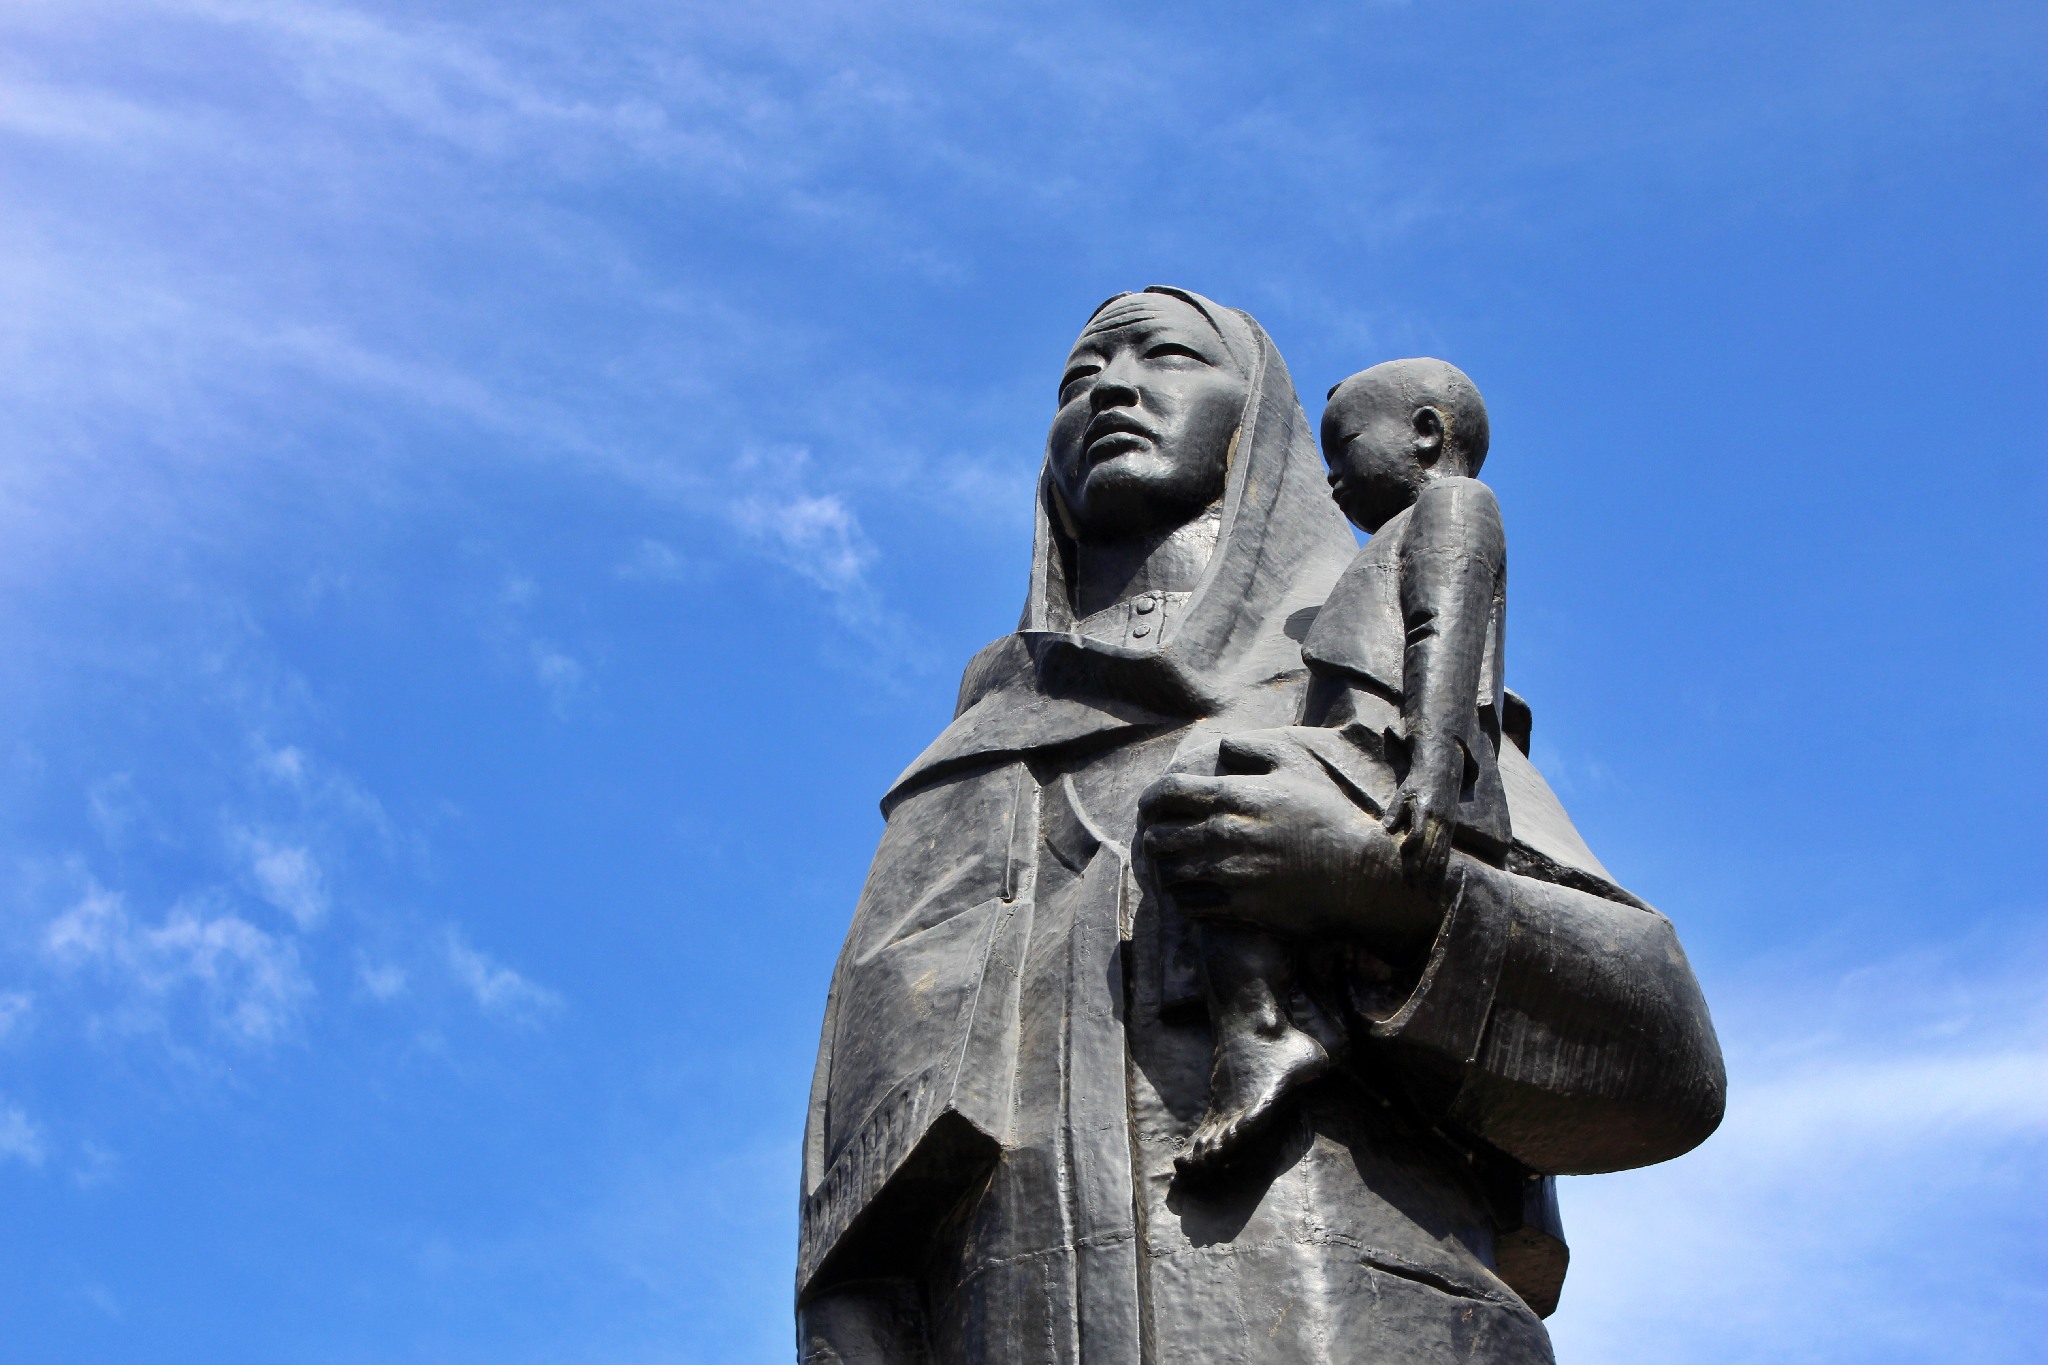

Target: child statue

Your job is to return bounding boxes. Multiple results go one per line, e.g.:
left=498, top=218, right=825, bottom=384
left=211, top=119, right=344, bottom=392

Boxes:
left=1180, top=357, right=1511, bottom=1173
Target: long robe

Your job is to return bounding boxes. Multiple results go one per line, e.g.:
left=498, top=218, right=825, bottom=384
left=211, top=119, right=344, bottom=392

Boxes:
left=798, top=291, right=1725, bottom=1364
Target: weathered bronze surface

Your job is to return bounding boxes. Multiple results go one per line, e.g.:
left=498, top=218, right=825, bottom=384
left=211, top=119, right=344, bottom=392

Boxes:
left=798, top=289, right=1724, bottom=1363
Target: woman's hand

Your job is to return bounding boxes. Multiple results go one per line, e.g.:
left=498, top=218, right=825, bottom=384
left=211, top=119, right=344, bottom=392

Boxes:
left=1138, top=728, right=1446, bottom=958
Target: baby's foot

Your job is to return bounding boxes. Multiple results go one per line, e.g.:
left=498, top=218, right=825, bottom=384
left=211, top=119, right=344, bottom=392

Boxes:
left=1177, top=1022, right=1329, bottom=1175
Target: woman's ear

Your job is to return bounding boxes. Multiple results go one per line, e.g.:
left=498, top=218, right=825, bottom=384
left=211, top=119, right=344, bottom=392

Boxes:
left=1412, top=406, right=1446, bottom=466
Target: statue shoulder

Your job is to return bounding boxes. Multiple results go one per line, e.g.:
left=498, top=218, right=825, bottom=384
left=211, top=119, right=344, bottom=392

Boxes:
left=1417, top=473, right=1499, bottom=507
left=1410, top=477, right=1505, bottom=551
left=955, top=634, right=1030, bottom=718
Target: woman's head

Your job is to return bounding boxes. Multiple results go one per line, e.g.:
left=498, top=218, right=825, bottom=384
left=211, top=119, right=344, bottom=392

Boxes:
left=1045, top=290, right=1252, bottom=538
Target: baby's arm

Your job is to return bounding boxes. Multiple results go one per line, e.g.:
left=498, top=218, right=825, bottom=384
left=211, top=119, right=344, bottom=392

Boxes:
left=1388, top=476, right=1506, bottom=883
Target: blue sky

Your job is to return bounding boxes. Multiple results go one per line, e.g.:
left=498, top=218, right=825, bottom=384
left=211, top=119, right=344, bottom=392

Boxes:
left=0, top=1, right=2041, bottom=1361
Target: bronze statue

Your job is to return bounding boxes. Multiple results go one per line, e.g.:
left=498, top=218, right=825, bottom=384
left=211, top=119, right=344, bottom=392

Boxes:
left=798, top=288, right=1724, bottom=1364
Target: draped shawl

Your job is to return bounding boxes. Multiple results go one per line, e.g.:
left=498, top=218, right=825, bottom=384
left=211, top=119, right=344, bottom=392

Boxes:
left=799, top=287, right=1355, bottom=1290
left=798, top=290, right=1722, bottom=1365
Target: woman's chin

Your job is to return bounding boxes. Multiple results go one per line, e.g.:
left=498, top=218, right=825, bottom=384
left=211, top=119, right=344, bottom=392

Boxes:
left=1073, top=461, right=1218, bottom=532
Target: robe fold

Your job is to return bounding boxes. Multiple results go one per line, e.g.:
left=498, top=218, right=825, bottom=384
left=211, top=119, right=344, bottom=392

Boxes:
left=799, top=290, right=1724, bottom=1364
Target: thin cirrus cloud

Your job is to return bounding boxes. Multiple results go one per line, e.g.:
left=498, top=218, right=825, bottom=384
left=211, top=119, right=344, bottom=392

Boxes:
left=41, top=881, right=311, bottom=1049
left=20, top=729, right=564, bottom=1077
left=234, top=831, right=329, bottom=931
left=0, top=1101, right=45, bottom=1168
left=1551, top=943, right=2048, bottom=1365
left=0, top=0, right=909, bottom=520
left=444, top=930, right=562, bottom=1025
left=25, top=862, right=566, bottom=1109
left=730, top=490, right=875, bottom=599
left=0, top=1, right=2036, bottom=1360
left=0, top=0, right=1407, bottom=615
left=355, top=959, right=408, bottom=1002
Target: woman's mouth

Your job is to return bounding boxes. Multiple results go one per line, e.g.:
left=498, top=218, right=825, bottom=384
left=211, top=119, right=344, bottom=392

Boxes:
left=1083, top=413, right=1154, bottom=458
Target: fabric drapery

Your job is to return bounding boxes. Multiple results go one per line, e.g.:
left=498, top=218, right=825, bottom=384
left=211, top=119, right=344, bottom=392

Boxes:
left=799, top=290, right=1722, bottom=1365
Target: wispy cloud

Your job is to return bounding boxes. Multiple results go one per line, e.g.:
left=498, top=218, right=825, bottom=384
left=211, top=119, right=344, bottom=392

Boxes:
left=444, top=930, right=561, bottom=1026
left=246, top=737, right=402, bottom=857
left=485, top=571, right=597, bottom=717
left=71, top=1140, right=122, bottom=1190
left=613, top=537, right=700, bottom=584
left=42, top=881, right=312, bottom=1048
left=0, top=1099, right=46, bottom=1167
left=0, top=0, right=1011, bottom=637
left=84, top=773, right=152, bottom=847
left=529, top=642, right=587, bottom=717
left=1550, top=940, right=2048, bottom=1364
left=0, top=992, right=33, bottom=1042
left=172, top=0, right=704, bottom=164
left=356, top=959, right=407, bottom=1002
left=235, top=830, right=329, bottom=930
left=75, top=1281, right=122, bottom=1320
left=729, top=491, right=873, bottom=596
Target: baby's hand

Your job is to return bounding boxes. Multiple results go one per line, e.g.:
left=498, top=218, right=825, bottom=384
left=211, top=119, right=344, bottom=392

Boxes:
left=1382, top=739, right=1464, bottom=888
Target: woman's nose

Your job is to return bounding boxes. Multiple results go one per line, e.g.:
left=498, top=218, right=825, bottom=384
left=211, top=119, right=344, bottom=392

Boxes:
left=1090, top=358, right=1141, bottom=411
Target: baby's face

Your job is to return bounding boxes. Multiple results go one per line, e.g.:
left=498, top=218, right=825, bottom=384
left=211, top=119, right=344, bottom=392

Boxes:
left=1320, top=384, right=1430, bottom=534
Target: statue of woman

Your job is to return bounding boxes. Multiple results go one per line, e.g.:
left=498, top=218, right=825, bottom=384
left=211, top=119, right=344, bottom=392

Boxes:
left=797, top=288, right=1724, bottom=1364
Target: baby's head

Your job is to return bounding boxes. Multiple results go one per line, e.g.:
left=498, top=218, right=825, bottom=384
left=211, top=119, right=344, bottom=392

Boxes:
left=1320, top=358, right=1490, bottom=532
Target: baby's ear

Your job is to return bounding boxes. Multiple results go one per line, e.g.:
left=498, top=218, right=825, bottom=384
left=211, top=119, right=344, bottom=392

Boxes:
left=1412, top=406, right=1447, bottom=462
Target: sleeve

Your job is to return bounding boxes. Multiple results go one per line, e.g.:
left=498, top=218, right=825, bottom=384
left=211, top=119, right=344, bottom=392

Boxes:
left=1397, top=477, right=1505, bottom=750
left=1362, top=857, right=1726, bottom=1175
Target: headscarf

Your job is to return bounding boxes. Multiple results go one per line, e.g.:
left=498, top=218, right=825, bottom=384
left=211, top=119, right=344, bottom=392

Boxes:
left=886, top=287, right=1356, bottom=805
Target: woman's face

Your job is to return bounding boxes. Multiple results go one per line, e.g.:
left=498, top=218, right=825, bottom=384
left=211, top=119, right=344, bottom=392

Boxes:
left=1046, top=294, right=1248, bottom=537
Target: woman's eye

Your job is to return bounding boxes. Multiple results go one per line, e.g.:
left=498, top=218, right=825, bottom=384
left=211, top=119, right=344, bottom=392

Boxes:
left=1145, top=343, right=1205, bottom=362
left=1059, top=367, right=1098, bottom=397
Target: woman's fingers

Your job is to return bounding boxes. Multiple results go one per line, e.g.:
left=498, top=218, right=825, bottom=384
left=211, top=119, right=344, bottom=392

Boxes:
left=1151, top=850, right=1268, bottom=891
left=1138, top=771, right=1266, bottom=822
left=1141, top=812, right=1256, bottom=856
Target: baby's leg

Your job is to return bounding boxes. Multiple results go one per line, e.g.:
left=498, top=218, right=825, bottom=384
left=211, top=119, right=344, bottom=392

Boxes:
left=1179, top=922, right=1331, bottom=1174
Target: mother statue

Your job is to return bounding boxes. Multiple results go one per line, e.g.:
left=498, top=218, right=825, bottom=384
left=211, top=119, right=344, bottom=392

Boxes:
left=797, top=288, right=1725, bottom=1364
